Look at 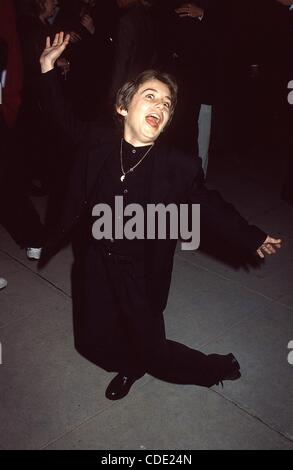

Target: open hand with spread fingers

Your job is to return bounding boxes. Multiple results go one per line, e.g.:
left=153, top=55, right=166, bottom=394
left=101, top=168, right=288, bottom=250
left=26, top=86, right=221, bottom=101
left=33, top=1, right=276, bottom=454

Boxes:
left=40, top=32, right=70, bottom=74
left=175, top=2, right=204, bottom=18
left=256, top=236, right=282, bottom=259
left=81, top=14, right=95, bottom=35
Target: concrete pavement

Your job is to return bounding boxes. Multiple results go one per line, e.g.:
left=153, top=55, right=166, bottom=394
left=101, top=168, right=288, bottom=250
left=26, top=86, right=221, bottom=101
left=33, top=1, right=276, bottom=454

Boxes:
left=0, top=152, right=292, bottom=450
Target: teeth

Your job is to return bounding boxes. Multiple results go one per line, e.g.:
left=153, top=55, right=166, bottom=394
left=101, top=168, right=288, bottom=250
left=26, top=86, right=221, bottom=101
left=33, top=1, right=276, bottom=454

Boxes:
left=149, top=114, right=160, bottom=121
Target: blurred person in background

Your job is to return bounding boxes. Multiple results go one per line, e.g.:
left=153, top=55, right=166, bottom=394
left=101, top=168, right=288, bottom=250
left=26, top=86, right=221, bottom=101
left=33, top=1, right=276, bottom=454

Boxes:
left=157, top=0, right=221, bottom=177
left=17, top=0, right=71, bottom=193
left=109, top=0, right=159, bottom=106
left=0, top=0, right=44, bottom=263
left=249, top=0, right=293, bottom=201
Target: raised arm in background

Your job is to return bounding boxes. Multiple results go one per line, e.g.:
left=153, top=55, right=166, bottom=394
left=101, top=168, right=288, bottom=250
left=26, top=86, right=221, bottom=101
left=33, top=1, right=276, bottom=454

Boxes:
left=39, top=32, right=101, bottom=145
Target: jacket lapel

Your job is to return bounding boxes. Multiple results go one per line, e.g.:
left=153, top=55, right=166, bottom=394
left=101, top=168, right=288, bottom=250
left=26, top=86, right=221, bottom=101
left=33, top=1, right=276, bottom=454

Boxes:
left=148, top=141, right=171, bottom=205
left=86, top=136, right=119, bottom=200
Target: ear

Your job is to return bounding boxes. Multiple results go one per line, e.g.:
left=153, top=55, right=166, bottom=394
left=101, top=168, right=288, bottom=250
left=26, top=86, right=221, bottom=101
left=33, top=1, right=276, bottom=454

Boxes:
left=116, top=106, right=128, bottom=117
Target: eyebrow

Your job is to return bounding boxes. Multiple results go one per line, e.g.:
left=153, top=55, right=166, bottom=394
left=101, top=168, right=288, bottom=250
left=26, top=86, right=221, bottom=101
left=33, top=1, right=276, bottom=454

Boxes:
left=141, top=88, right=172, bottom=102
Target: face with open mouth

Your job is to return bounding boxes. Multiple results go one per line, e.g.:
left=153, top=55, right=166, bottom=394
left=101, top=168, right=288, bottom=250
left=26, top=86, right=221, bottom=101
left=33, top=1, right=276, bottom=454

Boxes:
left=117, top=79, right=172, bottom=147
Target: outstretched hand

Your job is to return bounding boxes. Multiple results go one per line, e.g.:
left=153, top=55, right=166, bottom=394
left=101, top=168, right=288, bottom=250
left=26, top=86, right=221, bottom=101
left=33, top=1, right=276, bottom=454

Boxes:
left=175, top=3, right=204, bottom=18
left=256, top=236, right=282, bottom=259
left=40, top=32, right=70, bottom=73
left=81, top=14, right=95, bottom=35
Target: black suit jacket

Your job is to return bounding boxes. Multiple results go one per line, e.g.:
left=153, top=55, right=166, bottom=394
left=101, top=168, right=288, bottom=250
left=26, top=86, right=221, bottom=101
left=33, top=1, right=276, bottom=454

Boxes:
left=41, top=69, right=266, bottom=312
left=158, top=0, right=223, bottom=105
left=253, top=1, right=293, bottom=90
left=109, top=3, right=158, bottom=100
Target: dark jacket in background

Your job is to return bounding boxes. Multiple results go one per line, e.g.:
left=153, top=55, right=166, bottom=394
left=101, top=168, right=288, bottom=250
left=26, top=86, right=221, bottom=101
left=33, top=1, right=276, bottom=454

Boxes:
left=255, top=0, right=293, bottom=106
left=54, top=1, right=119, bottom=120
left=0, top=37, right=7, bottom=74
left=0, top=0, right=23, bottom=128
left=176, top=0, right=215, bottom=104
left=110, top=2, right=159, bottom=100
left=155, top=0, right=227, bottom=153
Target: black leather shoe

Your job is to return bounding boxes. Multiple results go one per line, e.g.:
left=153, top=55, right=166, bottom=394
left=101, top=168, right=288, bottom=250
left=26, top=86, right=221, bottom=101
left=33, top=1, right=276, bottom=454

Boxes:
left=209, top=353, right=241, bottom=387
left=217, top=353, right=241, bottom=387
left=226, top=353, right=240, bottom=371
left=105, top=373, right=144, bottom=401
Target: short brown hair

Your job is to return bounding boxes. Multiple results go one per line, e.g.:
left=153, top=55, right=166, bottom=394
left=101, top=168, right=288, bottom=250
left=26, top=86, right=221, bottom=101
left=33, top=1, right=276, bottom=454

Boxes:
left=115, top=70, right=178, bottom=126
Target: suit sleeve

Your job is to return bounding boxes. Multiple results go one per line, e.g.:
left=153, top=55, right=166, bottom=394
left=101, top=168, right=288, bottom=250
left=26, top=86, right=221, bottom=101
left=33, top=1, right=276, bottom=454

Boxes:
left=41, top=68, right=100, bottom=145
left=188, top=163, right=267, bottom=254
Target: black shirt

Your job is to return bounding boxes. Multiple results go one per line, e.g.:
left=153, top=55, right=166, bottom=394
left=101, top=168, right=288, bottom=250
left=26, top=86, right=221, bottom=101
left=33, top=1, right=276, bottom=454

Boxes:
left=89, top=139, right=155, bottom=257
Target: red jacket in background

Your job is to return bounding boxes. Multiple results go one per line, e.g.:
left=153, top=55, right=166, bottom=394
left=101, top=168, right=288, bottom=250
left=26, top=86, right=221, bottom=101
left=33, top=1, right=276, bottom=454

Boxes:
left=0, top=0, right=23, bottom=128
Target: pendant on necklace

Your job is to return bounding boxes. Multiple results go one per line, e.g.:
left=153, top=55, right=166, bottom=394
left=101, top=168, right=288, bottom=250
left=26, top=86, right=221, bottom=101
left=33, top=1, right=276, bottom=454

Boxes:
left=121, top=175, right=126, bottom=182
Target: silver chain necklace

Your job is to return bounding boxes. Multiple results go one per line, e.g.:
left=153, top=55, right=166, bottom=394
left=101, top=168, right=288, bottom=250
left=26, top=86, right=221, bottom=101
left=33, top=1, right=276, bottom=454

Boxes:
left=120, top=139, right=154, bottom=183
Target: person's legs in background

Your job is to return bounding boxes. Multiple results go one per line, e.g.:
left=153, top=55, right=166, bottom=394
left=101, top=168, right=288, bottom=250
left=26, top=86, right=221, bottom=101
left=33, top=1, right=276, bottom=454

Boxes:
left=0, top=278, right=8, bottom=290
left=0, top=121, right=44, bottom=260
left=198, top=104, right=212, bottom=177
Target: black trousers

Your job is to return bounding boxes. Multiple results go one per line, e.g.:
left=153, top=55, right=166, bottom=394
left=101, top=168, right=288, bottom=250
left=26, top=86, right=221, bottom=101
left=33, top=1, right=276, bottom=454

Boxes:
left=74, top=241, right=227, bottom=388
left=0, top=121, right=44, bottom=248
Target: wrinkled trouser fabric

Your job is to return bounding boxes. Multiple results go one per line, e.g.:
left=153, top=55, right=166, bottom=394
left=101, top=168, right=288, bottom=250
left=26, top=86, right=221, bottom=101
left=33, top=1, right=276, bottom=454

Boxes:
left=74, top=241, right=224, bottom=388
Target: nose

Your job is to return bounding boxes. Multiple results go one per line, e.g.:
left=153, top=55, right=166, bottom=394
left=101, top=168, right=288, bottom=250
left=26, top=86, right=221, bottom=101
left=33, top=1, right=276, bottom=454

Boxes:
left=155, top=99, right=165, bottom=110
